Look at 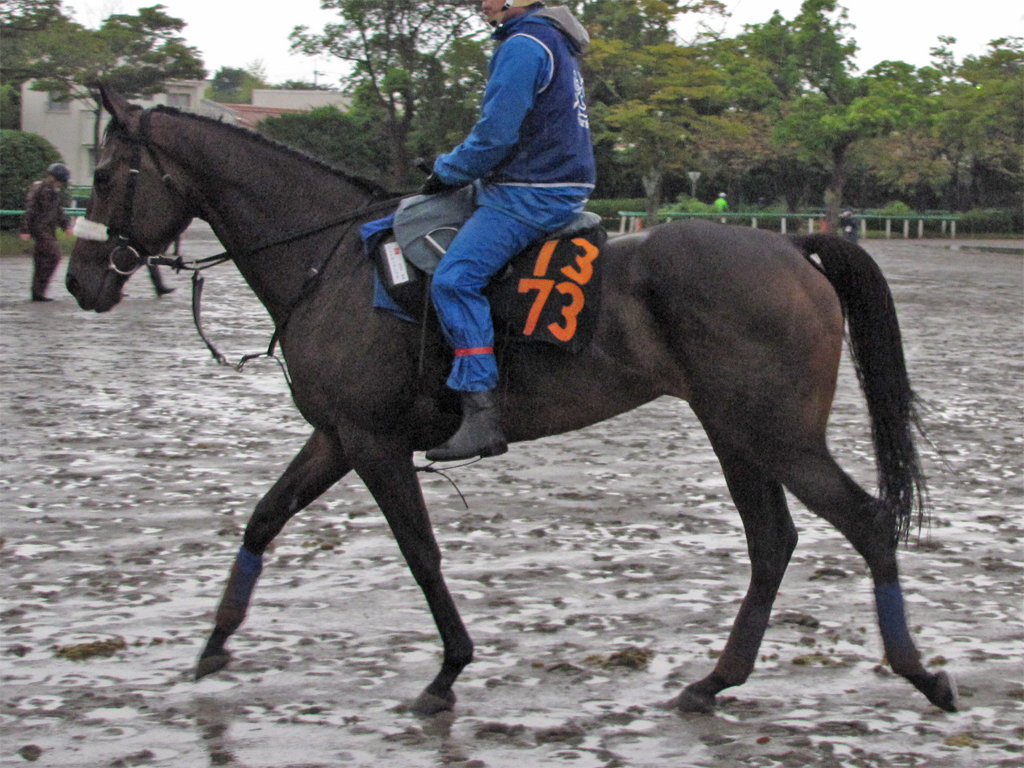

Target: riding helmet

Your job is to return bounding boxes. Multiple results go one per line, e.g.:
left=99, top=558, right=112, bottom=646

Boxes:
left=47, top=163, right=71, bottom=183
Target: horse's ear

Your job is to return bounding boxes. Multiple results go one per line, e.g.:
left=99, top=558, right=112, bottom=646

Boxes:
left=98, top=84, right=135, bottom=128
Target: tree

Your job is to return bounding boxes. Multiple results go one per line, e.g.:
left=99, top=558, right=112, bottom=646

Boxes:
left=581, top=0, right=726, bottom=222
left=931, top=37, right=1023, bottom=210
left=207, top=65, right=269, bottom=104
left=0, top=0, right=71, bottom=89
left=0, top=0, right=76, bottom=125
left=280, top=81, right=333, bottom=91
left=845, top=61, right=948, bottom=209
left=408, top=35, right=490, bottom=168
left=589, top=40, right=723, bottom=223
left=290, top=0, right=485, bottom=187
left=16, top=4, right=205, bottom=148
left=735, top=0, right=934, bottom=227
left=259, top=104, right=392, bottom=184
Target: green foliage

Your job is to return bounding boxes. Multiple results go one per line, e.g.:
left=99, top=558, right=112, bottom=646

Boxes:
left=206, top=66, right=268, bottom=104
left=0, top=0, right=72, bottom=89
left=877, top=200, right=915, bottom=216
left=958, top=208, right=1023, bottom=235
left=584, top=198, right=648, bottom=223
left=25, top=5, right=205, bottom=99
left=584, top=1, right=728, bottom=221
left=410, top=36, right=489, bottom=159
left=290, top=0, right=485, bottom=186
left=280, top=81, right=332, bottom=91
left=8, top=1, right=1011, bottom=217
left=932, top=37, right=1023, bottom=209
left=0, top=85, right=20, bottom=129
left=734, top=0, right=908, bottom=223
left=665, top=195, right=713, bottom=213
left=258, top=105, right=392, bottom=184
left=0, top=129, right=63, bottom=211
left=576, top=0, right=724, bottom=47
left=11, top=3, right=206, bottom=151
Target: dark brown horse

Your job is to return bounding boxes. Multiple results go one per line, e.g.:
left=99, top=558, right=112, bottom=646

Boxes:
left=67, top=85, right=957, bottom=716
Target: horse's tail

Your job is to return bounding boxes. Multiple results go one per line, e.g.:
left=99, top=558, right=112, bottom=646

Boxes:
left=792, top=234, right=926, bottom=545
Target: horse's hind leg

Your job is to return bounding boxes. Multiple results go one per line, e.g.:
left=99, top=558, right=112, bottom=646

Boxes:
left=196, top=429, right=351, bottom=679
left=676, top=449, right=798, bottom=713
left=782, top=452, right=958, bottom=712
left=352, top=437, right=473, bottom=716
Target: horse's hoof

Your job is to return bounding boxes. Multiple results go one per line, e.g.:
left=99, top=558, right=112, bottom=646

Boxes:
left=195, top=652, right=231, bottom=680
left=928, top=670, right=959, bottom=713
left=407, top=689, right=456, bottom=716
left=675, top=686, right=716, bottom=714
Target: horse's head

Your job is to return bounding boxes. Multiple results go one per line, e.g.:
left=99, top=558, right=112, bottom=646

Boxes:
left=67, top=85, right=198, bottom=312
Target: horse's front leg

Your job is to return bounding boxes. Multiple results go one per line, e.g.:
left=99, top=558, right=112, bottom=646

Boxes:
left=196, top=429, right=350, bottom=679
left=353, top=438, right=473, bottom=715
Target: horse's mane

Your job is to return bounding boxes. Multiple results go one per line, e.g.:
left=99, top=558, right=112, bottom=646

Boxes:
left=106, top=104, right=395, bottom=199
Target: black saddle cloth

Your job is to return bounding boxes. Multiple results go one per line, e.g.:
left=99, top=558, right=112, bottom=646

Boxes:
left=373, top=204, right=606, bottom=354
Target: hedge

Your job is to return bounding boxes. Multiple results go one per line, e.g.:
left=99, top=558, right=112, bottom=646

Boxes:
left=0, top=130, right=64, bottom=229
left=585, top=198, right=647, bottom=225
left=957, top=208, right=1024, bottom=235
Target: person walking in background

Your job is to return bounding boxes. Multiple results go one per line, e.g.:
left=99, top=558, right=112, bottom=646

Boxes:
left=713, top=192, right=729, bottom=213
left=19, top=163, right=72, bottom=301
left=839, top=209, right=859, bottom=243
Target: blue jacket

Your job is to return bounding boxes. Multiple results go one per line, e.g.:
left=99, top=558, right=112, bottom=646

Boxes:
left=434, top=7, right=596, bottom=231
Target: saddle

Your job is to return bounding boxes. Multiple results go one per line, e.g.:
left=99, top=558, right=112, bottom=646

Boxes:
left=364, top=187, right=607, bottom=355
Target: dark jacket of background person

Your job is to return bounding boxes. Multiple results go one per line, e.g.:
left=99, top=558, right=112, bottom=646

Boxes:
left=839, top=211, right=859, bottom=243
left=20, top=180, right=70, bottom=241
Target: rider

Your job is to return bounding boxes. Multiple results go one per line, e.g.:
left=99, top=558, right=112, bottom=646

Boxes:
left=422, top=0, right=596, bottom=462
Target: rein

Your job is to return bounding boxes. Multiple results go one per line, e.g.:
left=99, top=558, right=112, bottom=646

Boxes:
left=151, top=196, right=401, bottom=377
left=103, top=107, right=402, bottom=374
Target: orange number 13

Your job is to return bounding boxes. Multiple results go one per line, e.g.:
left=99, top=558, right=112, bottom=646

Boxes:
left=517, top=238, right=597, bottom=341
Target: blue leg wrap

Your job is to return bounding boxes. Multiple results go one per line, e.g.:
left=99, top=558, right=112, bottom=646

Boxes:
left=227, top=547, right=263, bottom=608
left=874, top=581, right=912, bottom=650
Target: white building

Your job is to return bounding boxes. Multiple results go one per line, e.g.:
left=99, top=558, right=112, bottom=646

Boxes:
left=19, top=83, right=349, bottom=187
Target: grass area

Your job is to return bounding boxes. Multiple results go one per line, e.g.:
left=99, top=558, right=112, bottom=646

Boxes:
left=0, top=230, right=76, bottom=257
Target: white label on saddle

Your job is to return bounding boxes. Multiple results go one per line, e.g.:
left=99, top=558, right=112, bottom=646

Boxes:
left=73, top=217, right=109, bottom=242
left=384, top=241, right=410, bottom=285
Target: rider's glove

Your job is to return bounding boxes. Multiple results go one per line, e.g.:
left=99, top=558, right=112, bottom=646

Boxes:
left=421, top=173, right=459, bottom=196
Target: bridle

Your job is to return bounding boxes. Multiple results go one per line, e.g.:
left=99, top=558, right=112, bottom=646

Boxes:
left=103, top=109, right=196, bottom=277
left=90, top=105, right=403, bottom=370
left=99, top=107, right=400, bottom=277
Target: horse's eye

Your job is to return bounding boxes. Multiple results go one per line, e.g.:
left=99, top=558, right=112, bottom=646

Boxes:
left=93, top=168, right=112, bottom=189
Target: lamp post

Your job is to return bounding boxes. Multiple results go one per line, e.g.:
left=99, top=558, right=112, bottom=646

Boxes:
left=688, top=171, right=701, bottom=199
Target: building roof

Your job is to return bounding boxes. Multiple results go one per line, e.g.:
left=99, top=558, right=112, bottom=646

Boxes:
left=203, top=102, right=303, bottom=130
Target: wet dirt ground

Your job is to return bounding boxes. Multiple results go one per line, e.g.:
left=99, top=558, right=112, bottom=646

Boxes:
left=1, top=227, right=1021, bottom=767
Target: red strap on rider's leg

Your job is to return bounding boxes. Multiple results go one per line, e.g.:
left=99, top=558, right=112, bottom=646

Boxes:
left=454, top=347, right=494, bottom=357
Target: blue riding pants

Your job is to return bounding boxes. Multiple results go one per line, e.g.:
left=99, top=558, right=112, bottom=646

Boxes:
left=431, top=206, right=546, bottom=391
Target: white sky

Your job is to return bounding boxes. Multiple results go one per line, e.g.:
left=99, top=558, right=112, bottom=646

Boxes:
left=63, top=0, right=1023, bottom=86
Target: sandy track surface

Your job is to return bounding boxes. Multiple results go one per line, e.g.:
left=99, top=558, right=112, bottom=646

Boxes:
left=1, top=231, right=1021, bottom=767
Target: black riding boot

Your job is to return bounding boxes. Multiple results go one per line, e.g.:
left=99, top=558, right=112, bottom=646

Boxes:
left=425, top=390, right=508, bottom=462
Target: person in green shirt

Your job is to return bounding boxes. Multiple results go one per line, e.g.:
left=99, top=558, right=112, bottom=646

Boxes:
left=713, top=192, right=729, bottom=213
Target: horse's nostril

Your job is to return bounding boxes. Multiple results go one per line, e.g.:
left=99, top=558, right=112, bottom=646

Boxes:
left=66, top=274, right=79, bottom=297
